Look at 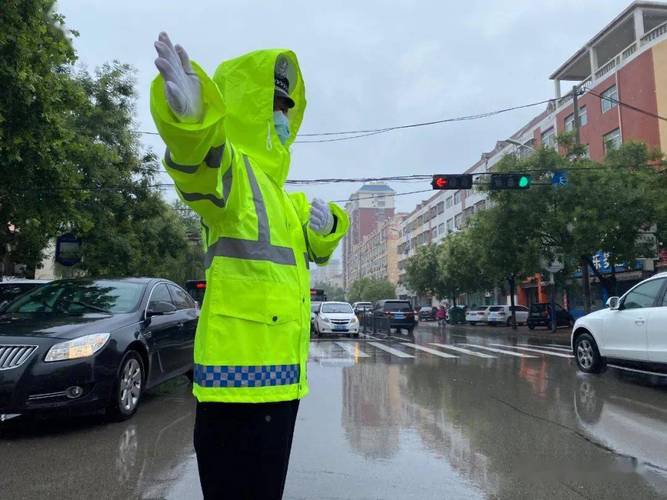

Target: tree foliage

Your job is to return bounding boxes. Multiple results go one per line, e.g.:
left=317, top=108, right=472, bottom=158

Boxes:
left=347, top=278, right=396, bottom=303
left=0, top=2, right=204, bottom=284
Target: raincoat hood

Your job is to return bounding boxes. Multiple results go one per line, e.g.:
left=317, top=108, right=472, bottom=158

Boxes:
left=213, top=49, right=306, bottom=186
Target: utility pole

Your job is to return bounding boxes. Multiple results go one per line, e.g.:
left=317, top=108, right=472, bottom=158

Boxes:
left=573, top=84, right=591, bottom=313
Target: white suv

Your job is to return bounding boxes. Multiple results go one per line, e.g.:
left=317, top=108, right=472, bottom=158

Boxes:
left=571, top=273, right=667, bottom=373
left=487, top=305, right=529, bottom=326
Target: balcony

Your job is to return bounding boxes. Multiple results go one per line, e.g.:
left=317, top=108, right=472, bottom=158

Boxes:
left=551, top=3, right=667, bottom=105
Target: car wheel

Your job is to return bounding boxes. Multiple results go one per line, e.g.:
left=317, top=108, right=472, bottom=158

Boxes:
left=108, top=351, right=144, bottom=421
left=469, top=322, right=475, bottom=326
left=574, top=333, right=605, bottom=374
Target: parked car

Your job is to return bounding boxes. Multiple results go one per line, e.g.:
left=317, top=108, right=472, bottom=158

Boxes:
left=0, top=279, right=51, bottom=310
left=184, top=279, right=206, bottom=307
left=314, top=302, right=359, bottom=337
left=465, top=306, right=491, bottom=325
left=0, top=278, right=197, bottom=421
left=447, top=305, right=468, bottom=324
left=372, top=299, right=417, bottom=334
left=527, top=303, right=573, bottom=330
left=571, top=272, right=667, bottom=374
left=310, top=301, right=323, bottom=333
left=352, top=301, right=373, bottom=318
left=418, top=306, right=436, bottom=321
left=487, top=305, right=530, bottom=326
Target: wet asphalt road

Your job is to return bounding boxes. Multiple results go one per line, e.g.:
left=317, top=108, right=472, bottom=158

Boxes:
left=1, top=323, right=667, bottom=499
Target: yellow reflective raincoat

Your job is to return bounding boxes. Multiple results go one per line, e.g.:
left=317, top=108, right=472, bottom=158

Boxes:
left=150, top=49, right=349, bottom=403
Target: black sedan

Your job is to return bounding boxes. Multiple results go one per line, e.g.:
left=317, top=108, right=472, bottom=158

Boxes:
left=0, top=278, right=197, bottom=421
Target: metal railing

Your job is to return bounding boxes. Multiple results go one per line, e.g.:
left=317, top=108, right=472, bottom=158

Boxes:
left=640, top=21, right=667, bottom=46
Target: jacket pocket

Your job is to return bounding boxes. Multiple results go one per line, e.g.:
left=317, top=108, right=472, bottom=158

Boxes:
left=209, top=276, right=300, bottom=325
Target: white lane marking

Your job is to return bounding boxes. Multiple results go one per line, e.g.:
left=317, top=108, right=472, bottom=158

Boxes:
left=308, top=343, right=330, bottom=358
left=544, top=344, right=573, bottom=351
left=428, top=343, right=496, bottom=359
left=359, top=333, right=383, bottom=341
left=367, top=341, right=414, bottom=358
left=490, top=344, right=574, bottom=358
left=334, top=342, right=369, bottom=358
left=607, top=364, right=667, bottom=378
left=459, top=344, right=538, bottom=358
left=402, top=343, right=458, bottom=358
left=519, top=343, right=571, bottom=353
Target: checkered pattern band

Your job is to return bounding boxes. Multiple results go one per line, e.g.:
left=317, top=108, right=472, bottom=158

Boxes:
left=194, top=364, right=300, bottom=388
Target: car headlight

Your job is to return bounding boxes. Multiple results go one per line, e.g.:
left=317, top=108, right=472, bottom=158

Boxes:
left=319, top=316, right=330, bottom=324
left=45, top=333, right=110, bottom=362
left=351, top=316, right=359, bottom=324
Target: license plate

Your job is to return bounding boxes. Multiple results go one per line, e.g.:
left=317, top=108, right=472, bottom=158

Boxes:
left=333, top=325, right=347, bottom=331
left=395, top=314, right=405, bottom=319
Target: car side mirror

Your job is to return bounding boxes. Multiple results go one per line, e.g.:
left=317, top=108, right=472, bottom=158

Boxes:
left=606, top=296, right=620, bottom=310
left=147, top=300, right=177, bottom=317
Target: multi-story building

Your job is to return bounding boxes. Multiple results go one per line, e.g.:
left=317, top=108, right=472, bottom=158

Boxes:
left=310, top=258, right=343, bottom=289
left=343, top=183, right=395, bottom=289
left=357, top=213, right=407, bottom=285
left=397, top=1, right=667, bottom=307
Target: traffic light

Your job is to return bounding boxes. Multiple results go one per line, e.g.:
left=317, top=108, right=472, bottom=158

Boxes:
left=431, top=174, right=473, bottom=190
left=490, top=173, right=531, bottom=190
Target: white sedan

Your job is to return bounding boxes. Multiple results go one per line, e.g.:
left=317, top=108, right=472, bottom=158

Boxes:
left=571, top=272, right=667, bottom=373
left=315, top=302, right=360, bottom=337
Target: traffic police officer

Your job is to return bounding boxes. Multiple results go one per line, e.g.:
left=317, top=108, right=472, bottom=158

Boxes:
left=151, top=32, right=349, bottom=499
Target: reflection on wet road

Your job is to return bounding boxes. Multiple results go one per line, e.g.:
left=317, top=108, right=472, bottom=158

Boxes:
left=2, top=325, right=667, bottom=499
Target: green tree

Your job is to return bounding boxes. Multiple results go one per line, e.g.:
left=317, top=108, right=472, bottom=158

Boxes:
left=404, top=244, right=446, bottom=297
left=0, top=0, right=84, bottom=274
left=347, top=278, right=395, bottom=303
left=438, top=232, right=492, bottom=303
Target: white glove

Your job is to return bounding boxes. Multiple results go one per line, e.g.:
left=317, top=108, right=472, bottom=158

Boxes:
left=309, top=198, right=334, bottom=235
left=153, top=32, right=203, bottom=123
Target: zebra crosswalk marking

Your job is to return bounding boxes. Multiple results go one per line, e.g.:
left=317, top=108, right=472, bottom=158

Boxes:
left=335, top=342, right=370, bottom=358
left=367, top=341, right=415, bottom=358
left=490, top=344, right=573, bottom=358
left=402, top=343, right=458, bottom=358
left=428, top=343, right=496, bottom=359
left=459, top=344, right=538, bottom=358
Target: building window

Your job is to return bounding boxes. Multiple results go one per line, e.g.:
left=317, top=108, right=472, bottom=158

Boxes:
left=447, top=218, right=454, bottom=233
left=601, top=85, right=618, bottom=113
left=438, top=223, right=445, bottom=234
left=541, top=128, right=555, bottom=149
left=579, top=106, right=588, bottom=126
left=446, top=196, right=453, bottom=208
left=437, top=201, right=445, bottom=214
left=454, top=214, right=462, bottom=229
left=453, top=192, right=461, bottom=205
left=564, top=113, right=575, bottom=132
left=474, top=200, right=486, bottom=212
left=603, top=128, right=621, bottom=153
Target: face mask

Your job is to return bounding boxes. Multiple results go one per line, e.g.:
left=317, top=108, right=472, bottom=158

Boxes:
left=273, top=111, right=290, bottom=145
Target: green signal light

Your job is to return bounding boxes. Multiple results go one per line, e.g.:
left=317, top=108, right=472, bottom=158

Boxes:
left=518, top=176, right=530, bottom=188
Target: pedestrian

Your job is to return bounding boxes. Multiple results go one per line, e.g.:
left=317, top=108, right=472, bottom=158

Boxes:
left=436, top=305, right=446, bottom=326
left=151, top=33, right=349, bottom=499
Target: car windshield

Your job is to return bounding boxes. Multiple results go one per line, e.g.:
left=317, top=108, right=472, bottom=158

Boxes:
left=489, top=306, right=504, bottom=312
left=5, top=280, right=145, bottom=315
left=384, top=302, right=412, bottom=312
left=530, top=304, right=548, bottom=313
left=311, top=303, right=321, bottom=313
left=321, top=303, right=353, bottom=314
left=0, top=283, right=44, bottom=304
left=473, top=307, right=488, bottom=311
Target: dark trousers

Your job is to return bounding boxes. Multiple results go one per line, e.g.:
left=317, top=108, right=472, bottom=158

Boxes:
left=194, top=399, right=300, bottom=500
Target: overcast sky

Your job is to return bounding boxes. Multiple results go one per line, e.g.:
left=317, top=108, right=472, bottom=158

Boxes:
left=58, top=0, right=631, bottom=213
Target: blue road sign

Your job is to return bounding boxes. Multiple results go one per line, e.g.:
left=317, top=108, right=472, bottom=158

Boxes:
left=552, top=171, right=568, bottom=187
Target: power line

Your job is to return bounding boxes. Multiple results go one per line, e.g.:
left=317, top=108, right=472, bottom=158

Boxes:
left=587, top=89, right=667, bottom=122
left=134, top=98, right=556, bottom=143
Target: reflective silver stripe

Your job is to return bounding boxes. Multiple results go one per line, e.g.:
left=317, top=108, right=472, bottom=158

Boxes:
left=205, top=155, right=298, bottom=268
left=165, top=148, right=198, bottom=174
left=165, top=145, right=225, bottom=172
left=204, top=145, right=225, bottom=168
left=205, top=238, right=296, bottom=268
left=302, top=224, right=328, bottom=264
left=222, top=166, right=233, bottom=201
left=177, top=187, right=225, bottom=208
left=243, top=156, right=269, bottom=242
